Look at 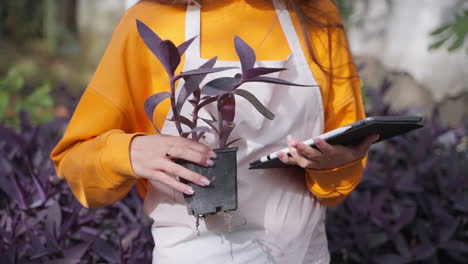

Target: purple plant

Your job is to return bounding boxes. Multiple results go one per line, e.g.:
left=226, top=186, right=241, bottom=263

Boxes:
left=137, top=20, right=311, bottom=148
left=0, top=113, right=153, bottom=263
left=326, top=77, right=468, bottom=263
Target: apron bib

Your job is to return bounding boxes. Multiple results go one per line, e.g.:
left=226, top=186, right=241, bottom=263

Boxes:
left=144, top=0, right=329, bottom=263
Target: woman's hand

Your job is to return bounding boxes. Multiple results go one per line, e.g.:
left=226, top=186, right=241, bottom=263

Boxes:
left=130, top=134, right=216, bottom=195
left=277, top=134, right=379, bottom=170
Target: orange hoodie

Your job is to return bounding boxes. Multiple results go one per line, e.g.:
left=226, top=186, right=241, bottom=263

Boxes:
left=51, top=0, right=366, bottom=208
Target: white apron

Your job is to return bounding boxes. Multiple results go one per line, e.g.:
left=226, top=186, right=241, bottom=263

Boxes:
left=144, top=0, right=329, bottom=263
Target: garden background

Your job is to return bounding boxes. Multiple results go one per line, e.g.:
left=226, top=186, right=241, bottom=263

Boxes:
left=0, top=0, right=467, bottom=263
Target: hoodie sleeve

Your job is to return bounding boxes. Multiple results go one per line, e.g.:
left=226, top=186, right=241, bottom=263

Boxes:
left=301, top=0, right=367, bottom=206
left=50, top=12, right=155, bottom=209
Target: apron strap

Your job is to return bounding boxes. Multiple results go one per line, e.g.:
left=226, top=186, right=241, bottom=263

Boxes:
left=185, top=4, right=202, bottom=59
left=273, top=0, right=310, bottom=67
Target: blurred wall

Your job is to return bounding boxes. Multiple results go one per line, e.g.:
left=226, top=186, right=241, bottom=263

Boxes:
left=77, top=0, right=127, bottom=80
left=346, top=0, right=468, bottom=102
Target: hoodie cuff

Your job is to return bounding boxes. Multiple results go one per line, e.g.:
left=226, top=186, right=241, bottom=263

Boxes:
left=100, top=130, right=147, bottom=185
left=306, top=157, right=365, bottom=204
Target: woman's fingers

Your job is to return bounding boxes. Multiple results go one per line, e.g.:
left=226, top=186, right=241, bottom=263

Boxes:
left=355, top=134, right=379, bottom=157
left=278, top=134, right=380, bottom=170
left=277, top=151, right=296, bottom=165
left=313, top=137, right=335, bottom=156
left=170, top=135, right=214, bottom=155
left=146, top=169, right=196, bottom=195
left=157, top=159, right=211, bottom=187
left=295, top=141, right=322, bottom=161
left=287, top=136, right=315, bottom=168
left=165, top=144, right=215, bottom=167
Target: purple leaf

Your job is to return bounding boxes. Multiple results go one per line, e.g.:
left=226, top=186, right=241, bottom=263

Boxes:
left=440, top=218, right=459, bottom=243
left=413, top=243, right=437, bottom=261
left=217, top=94, right=236, bottom=147
left=0, top=126, right=26, bottom=149
left=226, top=137, right=242, bottom=146
left=199, top=117, right=219, bottom=134
left=159, top=40, right=181, bottom=76
left=245, top=76, right=313, bottom=87
left=392, top=206, right=416, bottom=233
left=46, top=201, right=62, bottom=237
left=136, top=19, right=181, bottom=76
left=31, top=172, right=47, bottom=206
left=194, top=97, right=217, bottom=115
left=166, top=115, right=194, bottom=130
left=80, top=226, right=101, bottom=236
left=30, top=248, right=60, bottom=259
left=218, top=94, right=236, bottom=123
left=92, top=237, right=119, bottom=263
left=244, top=67, right=286, bottom=79
left=176, top=57, right=218, bottom=114
left=59, top=205, right=81, bottom=240
left=374, top=254, right=409, bottom=264
left=144, top=92, right=171, bottom=132
left=201, top=77, right=238, bottom=96
left=178, top=115, right=195, bottom=130
left=394, top=183, right=423, bottom=193
left=11, top=172, right=27, bottom=210
left=181, top=126, right=212, bottom=137
left=367, top=232, right=389, bottom=249
left=48, top=259, right=81, bottom=264
left=19, top=111, right=32, bottom=132
left=63, top=242, right=92, bottom=261
left=392, top=233, right=411, bottom=257
left=234, top=35, right=256, bottom=73
left=207, top=111, right=218, bottom=122
left=0, top=173, right=15, bottom=202
left=136, top=20, right=164, bottom=65
left=122, top=229, right=141, bottom=250
left=440, top=240, right=468, bottom=253
left=177, top=36, right=197, bottom=56
left=234, top=89, right=275, bottom=120
left=219, top=122, right=235, bottom=148
left=176, top=67, right=236, bottom=79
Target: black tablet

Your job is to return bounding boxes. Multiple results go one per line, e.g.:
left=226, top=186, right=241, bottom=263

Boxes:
left=248, top=116, right=424, bottom=169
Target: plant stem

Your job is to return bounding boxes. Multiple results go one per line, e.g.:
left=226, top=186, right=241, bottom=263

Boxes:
left=192, top=110, right=198, bottom=140
left=170, top=80, right=183, bottom=135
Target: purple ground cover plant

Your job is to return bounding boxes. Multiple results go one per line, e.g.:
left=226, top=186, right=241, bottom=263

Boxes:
left=326, top=77, right=468, bottom=264
left=0, top=113, right=153, bottom=263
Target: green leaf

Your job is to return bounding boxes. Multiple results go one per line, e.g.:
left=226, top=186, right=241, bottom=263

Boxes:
left=0, top=91, right=8, bottom=121
left=430, top=24, right=451, bottom=36
left=9, top=75, right=24, bottom=92
left=429, top=37, right=449, bottom=50
left=448, top=34, right=466, bottom=51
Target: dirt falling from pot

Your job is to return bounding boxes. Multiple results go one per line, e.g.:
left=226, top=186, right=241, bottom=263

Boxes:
left=195, top=215, right=204, bottom=236
left=194, top=210, right=235, bottom=235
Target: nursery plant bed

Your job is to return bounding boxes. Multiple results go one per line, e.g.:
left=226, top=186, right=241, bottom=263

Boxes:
left=180, top=147, right=238, bottom=216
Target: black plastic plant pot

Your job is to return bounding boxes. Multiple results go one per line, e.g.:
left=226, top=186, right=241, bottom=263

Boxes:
left=179, top=147, right=238, bottom=216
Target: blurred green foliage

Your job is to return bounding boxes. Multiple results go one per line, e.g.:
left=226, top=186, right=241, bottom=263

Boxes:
left=0, top=0, right=77, bottom=55
left=0, top=0, right=44, bottom=42
left=0, top=63, right=54, bottom=130
left=334, top=0, right=467, bottom=53
left=430, top=10, right=468, bottom=53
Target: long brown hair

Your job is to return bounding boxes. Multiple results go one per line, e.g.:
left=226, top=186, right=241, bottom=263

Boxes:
left=289, top=0, right=345, bottom=77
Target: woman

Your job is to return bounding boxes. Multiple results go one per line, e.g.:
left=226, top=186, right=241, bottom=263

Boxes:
left=51, top=0, right=378, bottom=263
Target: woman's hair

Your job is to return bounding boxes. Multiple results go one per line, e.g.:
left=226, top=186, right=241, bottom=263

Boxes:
left=289, top=0, right=343, bottom=76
